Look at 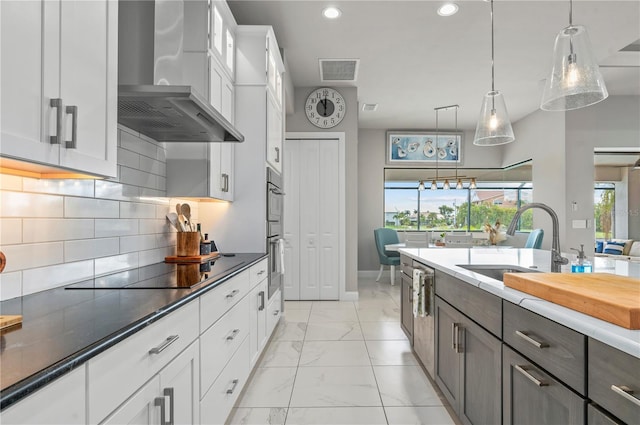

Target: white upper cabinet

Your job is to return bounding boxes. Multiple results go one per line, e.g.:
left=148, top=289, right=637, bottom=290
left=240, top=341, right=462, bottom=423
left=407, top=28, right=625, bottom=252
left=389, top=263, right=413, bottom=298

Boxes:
left=236, top=26, right=285, bottom=173
left=0, top=0, right=117, bottom=178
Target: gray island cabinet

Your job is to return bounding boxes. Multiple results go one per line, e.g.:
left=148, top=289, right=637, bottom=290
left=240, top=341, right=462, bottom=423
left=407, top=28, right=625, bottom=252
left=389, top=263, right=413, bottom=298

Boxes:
left=402, top=253, right=640, bottom=425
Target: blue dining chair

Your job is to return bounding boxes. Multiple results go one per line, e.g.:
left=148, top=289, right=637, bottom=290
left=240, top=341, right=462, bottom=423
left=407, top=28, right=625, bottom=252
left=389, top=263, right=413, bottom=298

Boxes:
left=525, top=228, right=544, bottom=249
left=374, top=228, right=401, bottom=285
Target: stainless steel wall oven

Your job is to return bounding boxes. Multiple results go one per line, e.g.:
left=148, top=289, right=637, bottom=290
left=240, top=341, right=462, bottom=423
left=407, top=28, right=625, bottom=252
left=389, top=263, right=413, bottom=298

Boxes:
left=267, top=167, right=284, bottom=300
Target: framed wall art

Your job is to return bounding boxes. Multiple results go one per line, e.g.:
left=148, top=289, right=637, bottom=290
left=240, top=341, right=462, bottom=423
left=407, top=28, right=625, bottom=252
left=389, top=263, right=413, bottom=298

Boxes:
left=386, top=131, right=463, bottom=165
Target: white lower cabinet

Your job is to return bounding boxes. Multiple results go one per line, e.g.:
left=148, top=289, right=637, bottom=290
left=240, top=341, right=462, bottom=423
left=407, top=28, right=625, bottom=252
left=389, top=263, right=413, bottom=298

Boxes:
left=249, top=279, right=268, bottom=366
left=0, top=366, right=86, bottom=424
left=267, top=289, right=282, bottom=337
left=200, top=336, right=251, bottom=425
left=100, top=375, right=161, bottom=425
left=159, top=341, right=200, bottom=425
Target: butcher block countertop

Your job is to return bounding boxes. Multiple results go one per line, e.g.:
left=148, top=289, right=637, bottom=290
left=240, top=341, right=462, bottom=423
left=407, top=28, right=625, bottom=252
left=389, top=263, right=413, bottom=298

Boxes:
left=503, top=272, right=640, bottom=329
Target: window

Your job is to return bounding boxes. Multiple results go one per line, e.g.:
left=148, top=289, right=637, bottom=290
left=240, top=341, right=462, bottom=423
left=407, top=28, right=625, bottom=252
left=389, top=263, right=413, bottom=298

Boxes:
left=212, top=6, right=223, bottom=55
left=594, top=183, right=615, bottom=240
left=225, top=29, right=234, bottom=72
left=384, top=180, right=533, bottom=232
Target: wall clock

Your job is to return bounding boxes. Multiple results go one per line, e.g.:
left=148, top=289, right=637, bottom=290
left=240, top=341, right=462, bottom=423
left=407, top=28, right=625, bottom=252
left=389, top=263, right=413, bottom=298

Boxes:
left=305, top=87, right=346, bottom=129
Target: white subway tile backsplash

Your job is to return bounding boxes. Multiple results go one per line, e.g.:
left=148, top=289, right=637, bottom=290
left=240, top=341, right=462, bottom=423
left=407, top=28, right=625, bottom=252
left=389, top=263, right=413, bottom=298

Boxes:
left=120, top=234, right=157, bottom=253
left=95, top=219, right=139, bottom=237
left=22, top=261, right=93, bottom=295
left=22, top=178, right=95, bottom=197
left=139, top=246, right=173, bottom=267
left=1, top=218, right=22, bottom=244
left=0, top=125, right=173, bottom=296
left=140, top=156, right=166, bottom=177
left=120, top=201, right=157, bottom=219
left=119, top=128, right=161, bottom=159
left=1, top=192, right=64, bottom=217
left=0, top=174, right=23, bottom=191
left=1, top=242, right=63, bottom=273
left=65, top=238, right=120, bottom=262
left=65, top=197, right=119, bottom=218
left=95, top=180, right=141, bottom=201
left=117, top=147, right=140, bottom=169
left=95, top=252, right=139, bottom=276
left=23, top=219, right=94, bottom=243
left=0, top=271, right=22, bottom=301
left=139, top=219, right=168, bottom=234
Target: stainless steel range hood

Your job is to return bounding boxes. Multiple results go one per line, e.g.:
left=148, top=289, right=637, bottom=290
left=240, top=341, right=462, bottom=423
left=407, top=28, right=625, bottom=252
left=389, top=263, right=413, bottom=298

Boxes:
left=117, top=0, right=243, bottom=143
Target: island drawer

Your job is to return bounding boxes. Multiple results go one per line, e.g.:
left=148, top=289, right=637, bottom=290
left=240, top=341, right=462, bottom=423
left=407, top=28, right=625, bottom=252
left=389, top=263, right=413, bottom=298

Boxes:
left=400, top=254, right=412, bottom=277
left=200, top=269, right=250, bottom=332
left=589, top=338, right=640, bottom=425
left=503, top=301, right=586, bottom=395
left=249, top=258, right=268, bottom=287
left=435, top=270, right=502, bottom=337
left=87, top=299, right=199, bottom=424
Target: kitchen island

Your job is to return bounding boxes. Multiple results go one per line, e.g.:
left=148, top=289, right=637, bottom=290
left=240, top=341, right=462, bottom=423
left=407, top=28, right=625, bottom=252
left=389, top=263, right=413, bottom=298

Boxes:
left=399, top=247, right=639, bottom=425
left=0, top=253, right=269, bottom=416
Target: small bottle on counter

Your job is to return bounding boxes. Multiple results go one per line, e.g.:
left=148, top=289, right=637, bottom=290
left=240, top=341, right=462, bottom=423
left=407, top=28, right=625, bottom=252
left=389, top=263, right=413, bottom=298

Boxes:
left=197, top=223, right=204, bottom=243
left=570, top=244, right=592, bottom=273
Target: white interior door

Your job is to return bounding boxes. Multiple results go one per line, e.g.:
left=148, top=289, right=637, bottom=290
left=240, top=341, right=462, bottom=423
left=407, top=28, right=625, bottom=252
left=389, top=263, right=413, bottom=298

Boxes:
left=284, top=138, right=340, bottom=300
left=283, top=140, right=300, bottom=300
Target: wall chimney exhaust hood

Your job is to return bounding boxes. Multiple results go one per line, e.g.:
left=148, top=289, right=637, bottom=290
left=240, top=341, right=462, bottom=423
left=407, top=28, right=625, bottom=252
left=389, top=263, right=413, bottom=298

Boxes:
left=117, top=0, right=243, bottom=143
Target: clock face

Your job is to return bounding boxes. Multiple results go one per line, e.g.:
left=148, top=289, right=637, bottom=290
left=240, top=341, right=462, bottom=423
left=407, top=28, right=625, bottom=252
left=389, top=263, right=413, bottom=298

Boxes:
left=305, top=88, right=346, bottom=129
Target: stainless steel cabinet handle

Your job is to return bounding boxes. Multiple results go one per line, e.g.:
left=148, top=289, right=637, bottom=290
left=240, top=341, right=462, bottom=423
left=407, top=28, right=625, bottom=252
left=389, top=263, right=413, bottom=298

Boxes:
left=275, top=146, right=280, bottom=163
left=257, top=270, right=266, bottom=276
left=226, top=379, right=239, bottom=394
left=149, top=335, right=179, bottom=355
left=515, top=330, right=549, bottom=349
left=65, top=105, right=77, bottom=149
left=451, top=323, right=457, bottom=351
left=611, top=385, right=640, bottom=407
left=221, top=173, right=229, bottom=192
left=50, top=98, right=63, bottom=145
left=226, top=328, right=240, bottom=341
left=273, top=309, right=280, bottom=316
left=226, top=289, right=239, bottom=299
left=154, top=394, right=167, bottom=425
left=164, top=388, right=174, bottom=425
left=258, top=291, right=265, bottom=311
left=514, top=364, right=548, bottom=387
left=408, top=282, right=413, bottom=303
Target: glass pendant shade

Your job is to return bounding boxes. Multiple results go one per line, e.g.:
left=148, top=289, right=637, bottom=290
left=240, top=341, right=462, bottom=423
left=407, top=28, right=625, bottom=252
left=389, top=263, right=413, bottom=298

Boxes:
left=473, top=90, right=515, bottom=146
left=469, top=178, right=477, bottom=189
left=431, top=180, right=438, bottom=190
left=540, top=25, right=608, bottom=111
left=443, top=179, right=450, bottom=190
left=456, top=179, right=463, bottom=190
left=418, top=180, right=425, bottom=191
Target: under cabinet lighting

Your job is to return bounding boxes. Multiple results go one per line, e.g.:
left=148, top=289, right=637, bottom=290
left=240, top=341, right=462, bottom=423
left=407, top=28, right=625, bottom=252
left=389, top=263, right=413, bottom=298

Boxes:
left=437, top=3, right=459, bottom=17
left=322, top=7, right=341, bottom=19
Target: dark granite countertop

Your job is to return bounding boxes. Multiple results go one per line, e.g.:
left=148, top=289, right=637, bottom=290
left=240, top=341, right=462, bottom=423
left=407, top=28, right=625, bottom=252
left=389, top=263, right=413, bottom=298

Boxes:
left=0, top=253, right=266, bottom=410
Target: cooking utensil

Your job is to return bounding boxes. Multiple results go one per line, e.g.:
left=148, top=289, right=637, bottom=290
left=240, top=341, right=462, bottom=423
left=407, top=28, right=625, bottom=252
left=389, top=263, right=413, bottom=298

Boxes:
left=166, top=213, right=180, bottom=231
left=176, top=203, right=187, bottom=231
left=181, top=203, right=192, bottom=231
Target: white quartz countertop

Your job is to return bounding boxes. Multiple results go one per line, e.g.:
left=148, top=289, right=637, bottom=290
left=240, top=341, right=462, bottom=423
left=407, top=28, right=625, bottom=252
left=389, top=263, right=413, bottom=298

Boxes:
left=399, top=247, right=640, bottom=358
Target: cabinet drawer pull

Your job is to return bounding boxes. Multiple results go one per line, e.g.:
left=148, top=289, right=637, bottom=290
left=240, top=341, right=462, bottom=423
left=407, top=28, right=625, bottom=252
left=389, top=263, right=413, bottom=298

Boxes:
left=65, top=105, right=78, bottom=149
left=257, top=270, right=266, bottom=276
left=275, top=146, right=280, bottom=163
left=149, top=335, right=179, bottom=355
left=515, top=330, right=549, bottom=348
left=50, top=98, right=63, bottom=145
left=226, top=289, right=240, bottom=299
left=611, top=385, right=640, bottom=407
left=226, top=328, right=241, bottom=341
left=226, top=379, right=240, bottom=394
left=515, top=364, right=548, bottom=387
left=273, top=309, right=280, bottom=316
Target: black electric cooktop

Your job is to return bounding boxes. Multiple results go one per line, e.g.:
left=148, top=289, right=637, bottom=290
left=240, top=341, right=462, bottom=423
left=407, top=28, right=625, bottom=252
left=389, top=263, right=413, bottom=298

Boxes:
left=65, top=257, right=245, bottom=290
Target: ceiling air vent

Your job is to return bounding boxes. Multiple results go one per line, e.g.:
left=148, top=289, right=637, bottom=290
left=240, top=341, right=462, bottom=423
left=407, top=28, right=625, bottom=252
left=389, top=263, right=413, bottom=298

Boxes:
left=319, top=59, right=359, bottom=82
left=362, top=103, right=378, bottom=112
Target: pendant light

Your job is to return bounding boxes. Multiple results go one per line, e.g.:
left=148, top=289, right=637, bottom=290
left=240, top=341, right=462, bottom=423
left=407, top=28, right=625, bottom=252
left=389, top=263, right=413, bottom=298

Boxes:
left=473, top=0, right=515, bottom=146
left=418, top=180, right=425, bottom=191
left=469, top=178, right=477, bottom=189
left=443, top=179, right=451, bottom=190
left=540, top=0, right=608, bottom=111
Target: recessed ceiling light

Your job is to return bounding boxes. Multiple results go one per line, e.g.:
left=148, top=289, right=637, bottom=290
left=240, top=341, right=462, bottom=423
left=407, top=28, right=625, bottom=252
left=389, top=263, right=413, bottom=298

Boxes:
left=437, top=3, right=459, bottom=17
left=322, top=7, right=341, bottom=19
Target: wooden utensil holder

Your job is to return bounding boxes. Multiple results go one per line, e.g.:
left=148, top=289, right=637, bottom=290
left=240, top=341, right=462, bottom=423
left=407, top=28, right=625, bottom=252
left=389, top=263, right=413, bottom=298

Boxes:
left=176, top=232, right=200, bottom=256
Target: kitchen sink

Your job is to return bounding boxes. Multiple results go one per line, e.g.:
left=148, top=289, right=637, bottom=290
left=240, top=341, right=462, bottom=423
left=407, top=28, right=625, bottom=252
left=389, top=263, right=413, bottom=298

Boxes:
left=457, top=264, right=540, bottom=282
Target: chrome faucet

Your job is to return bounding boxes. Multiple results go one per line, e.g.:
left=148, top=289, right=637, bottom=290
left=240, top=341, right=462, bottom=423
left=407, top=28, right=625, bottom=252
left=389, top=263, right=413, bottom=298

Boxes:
left=506, top=203, right=569, bottom=273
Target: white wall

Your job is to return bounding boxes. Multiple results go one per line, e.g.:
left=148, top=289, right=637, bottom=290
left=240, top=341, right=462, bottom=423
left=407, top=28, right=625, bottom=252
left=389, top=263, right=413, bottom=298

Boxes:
left=286, top=86, right=359, bottom=293
left=357, top=128, right=504, bottom=272
left=503, top=95, right=640, bottom=253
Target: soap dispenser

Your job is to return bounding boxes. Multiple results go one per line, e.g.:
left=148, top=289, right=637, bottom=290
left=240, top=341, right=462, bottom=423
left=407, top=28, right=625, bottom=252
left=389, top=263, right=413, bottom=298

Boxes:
left=570, top=244, right=593, bottom=273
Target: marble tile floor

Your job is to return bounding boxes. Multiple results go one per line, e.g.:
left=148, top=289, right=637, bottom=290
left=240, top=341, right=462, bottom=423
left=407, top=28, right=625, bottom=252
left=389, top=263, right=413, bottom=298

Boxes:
left=228, top=276, right=457, bottom=425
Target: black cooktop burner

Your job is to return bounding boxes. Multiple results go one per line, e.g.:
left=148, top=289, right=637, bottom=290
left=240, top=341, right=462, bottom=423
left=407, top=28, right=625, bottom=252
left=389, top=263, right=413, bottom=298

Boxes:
left=65, top=257, right=245, bottom=290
